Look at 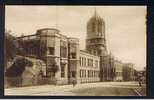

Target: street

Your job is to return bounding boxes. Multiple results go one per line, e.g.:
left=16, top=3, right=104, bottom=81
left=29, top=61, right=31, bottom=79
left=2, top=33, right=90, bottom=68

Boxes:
left=5, top=82, right=146, bottom=96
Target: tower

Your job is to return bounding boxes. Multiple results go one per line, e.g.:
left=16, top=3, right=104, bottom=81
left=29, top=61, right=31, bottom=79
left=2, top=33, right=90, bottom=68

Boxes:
left=86, top=9, right=107, bottom=56
left=86, top=9, right=108, bottom=81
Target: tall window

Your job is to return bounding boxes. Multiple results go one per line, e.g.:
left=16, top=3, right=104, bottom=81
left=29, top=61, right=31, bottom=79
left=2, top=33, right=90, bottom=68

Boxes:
left=61, top=64, right=65, bottom=78
left=88, top=70, right=90, bottom=77
left=60, top=46, right=67, bottom=58
left=81, top=70, right=83, bottom=77
left=80, top=57, right=82, bottom=66
left=82, top=57, right=85, bottom=67
left=80, top=70, right=82, bottom=77
left=84, top=70, right=86, bottom=77
left=60, top=41, right=67, bottom=58
left=70, top=44, right=76, bottom=59
left=91, top=59, right=93, bottom=67
left=82, top=57, right=86, bottom=67
left=84, top=58, right=86, bottom=66
left=88, top=59, right=93, bottom=67
left=88, top=59, right=90, bottom=66
left=72, top=71, right=76, bottom=78
left=82, top=57, right=83, bottom=66
left=90, top=70, right=91, bottom=77
left=95, top=60, right=98, bottom=68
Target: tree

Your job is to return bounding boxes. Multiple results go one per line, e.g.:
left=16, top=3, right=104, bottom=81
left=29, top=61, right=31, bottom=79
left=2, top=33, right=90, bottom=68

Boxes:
left=16, top=38, right=47, bottom=60
left=5, top=57, right=33, bottom=77
left=5, top=31, right=16, bottom=69
left=5, top=57, right=33, bottom=87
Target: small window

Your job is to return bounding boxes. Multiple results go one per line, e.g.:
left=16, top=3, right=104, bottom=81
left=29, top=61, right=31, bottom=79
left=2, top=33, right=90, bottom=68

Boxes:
left=48, top=47, right=54, bottom=55
left=72, top=71, right=76, bottom=78
left=71, top=53, right=76, bottom=59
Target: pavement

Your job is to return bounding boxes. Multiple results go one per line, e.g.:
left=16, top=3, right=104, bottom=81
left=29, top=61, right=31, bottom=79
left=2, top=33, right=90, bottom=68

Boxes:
left=5, top=81, right=146, bottom=96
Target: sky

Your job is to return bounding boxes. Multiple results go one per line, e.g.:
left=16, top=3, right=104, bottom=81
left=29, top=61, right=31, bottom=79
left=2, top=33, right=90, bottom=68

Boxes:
left=5, top=6, right=147, bottom=70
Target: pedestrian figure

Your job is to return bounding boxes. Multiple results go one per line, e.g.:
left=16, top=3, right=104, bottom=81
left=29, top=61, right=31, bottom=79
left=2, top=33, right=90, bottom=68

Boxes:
left=54, top=78, right=57, bottom=86
left=138, top=76, right=142, bottom=87
left=72, top=78, right=77, bottom=87
left=31, top=74, right=36, bottom=85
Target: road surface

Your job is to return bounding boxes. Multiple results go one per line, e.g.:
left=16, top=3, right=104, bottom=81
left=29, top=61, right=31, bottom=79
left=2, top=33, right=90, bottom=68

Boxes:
left=5, top=82, right=146, bottom=96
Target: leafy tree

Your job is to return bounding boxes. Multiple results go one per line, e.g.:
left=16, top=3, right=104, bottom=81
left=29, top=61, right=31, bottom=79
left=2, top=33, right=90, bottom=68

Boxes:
left=5, top=57, right=33, bottom=77
left=5, top=31, right=16, bottom=68
left=16, top=38, right=46, bottom=60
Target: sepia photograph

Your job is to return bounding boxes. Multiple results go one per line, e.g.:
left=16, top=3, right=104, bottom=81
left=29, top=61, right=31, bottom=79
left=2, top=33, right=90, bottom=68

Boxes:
left=4, top=6, right=146, bottom=96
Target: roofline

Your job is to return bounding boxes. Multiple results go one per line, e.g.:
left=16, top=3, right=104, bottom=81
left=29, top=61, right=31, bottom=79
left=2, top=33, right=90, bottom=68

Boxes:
left=15, top=34, right=37, bottom=40
left=80, top=50, right=100, bottom=58
left=37, top=28, right=60, bottom=32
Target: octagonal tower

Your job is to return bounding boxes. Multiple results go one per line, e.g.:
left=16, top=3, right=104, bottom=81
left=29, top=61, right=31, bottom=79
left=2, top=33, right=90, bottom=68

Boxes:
left=86, top=9, right=107, bottom=56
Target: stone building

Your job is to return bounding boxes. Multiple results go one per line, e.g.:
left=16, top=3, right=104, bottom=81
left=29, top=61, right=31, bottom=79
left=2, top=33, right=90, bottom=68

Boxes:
left=79, top=50, right=100, bottom=83
left=36, top=28, right=69, bottom=84
left=107, top=53, right=116, bottom=81
left=114, top=60, right=123, bottom=81
left=67, top=37, right=80, bottom=84
left=86, top=9, right=114, bottom=81
left=12, top=27, right=101, bottom=85
left=6, top=9, right=137, bottom=86
left=122, top=63, right=135, bottom=81
left=13, top=28, right=69, bottom=85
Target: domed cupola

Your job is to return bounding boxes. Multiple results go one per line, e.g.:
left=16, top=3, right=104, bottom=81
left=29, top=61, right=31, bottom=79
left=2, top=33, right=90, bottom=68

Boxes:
left=87, top=9, right=105, bottom=39
left=86, top=9, right=107, bottom=56
left=88, top=10, right=102, bottom=23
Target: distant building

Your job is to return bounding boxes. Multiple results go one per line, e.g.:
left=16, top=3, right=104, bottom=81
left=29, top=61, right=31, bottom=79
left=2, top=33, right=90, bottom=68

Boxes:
left=114, top=60, right=123, bottom=81
left=136, top=67, right=146, bottom=84
left=122, top=63, right=135, bottom=81
left=106, top=53, right=115, bottom=81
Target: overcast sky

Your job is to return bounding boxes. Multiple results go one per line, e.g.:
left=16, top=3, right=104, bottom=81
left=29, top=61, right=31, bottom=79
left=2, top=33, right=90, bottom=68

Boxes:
left=5, top=6, right=146, bottom=70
